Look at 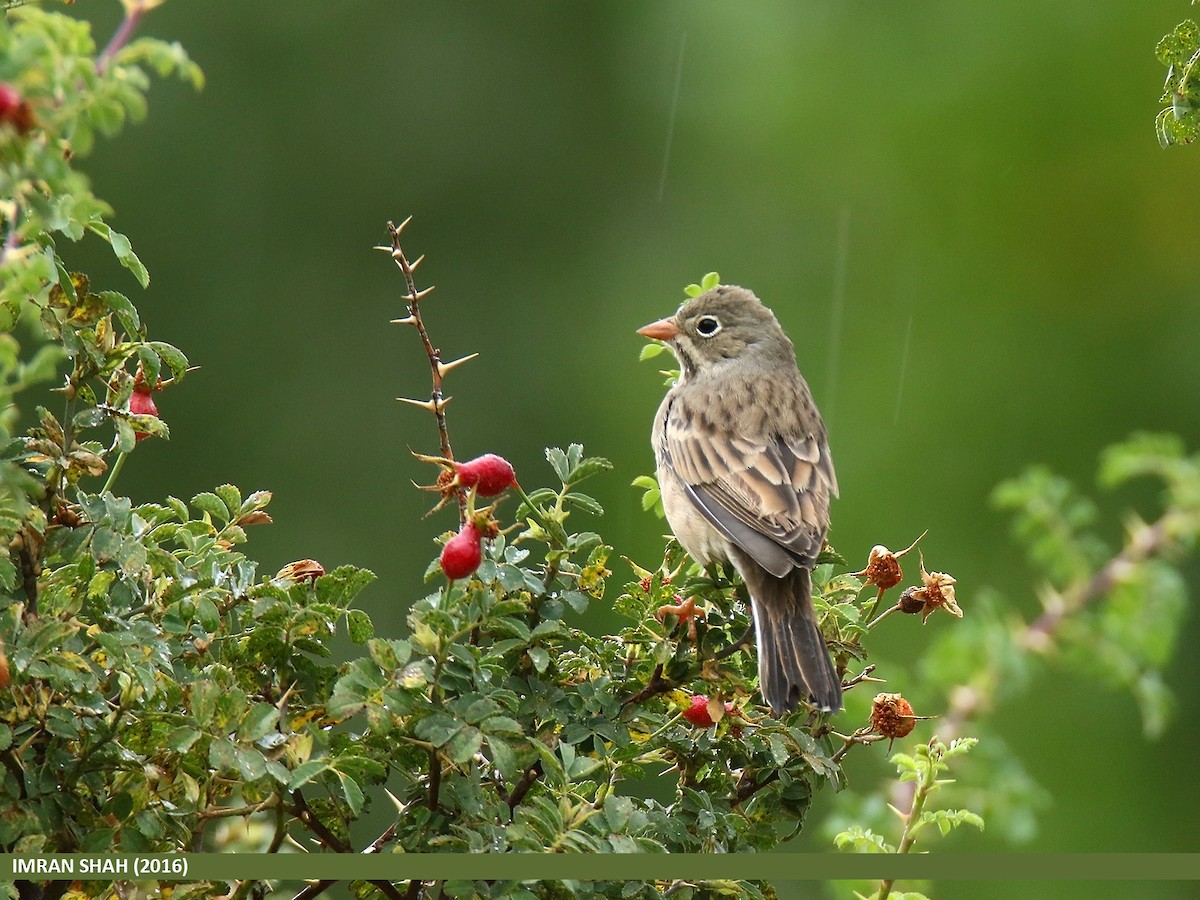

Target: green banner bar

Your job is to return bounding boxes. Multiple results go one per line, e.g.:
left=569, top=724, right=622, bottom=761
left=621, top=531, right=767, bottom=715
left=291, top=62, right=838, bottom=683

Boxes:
left=4, top=854, right=1200, bottom=883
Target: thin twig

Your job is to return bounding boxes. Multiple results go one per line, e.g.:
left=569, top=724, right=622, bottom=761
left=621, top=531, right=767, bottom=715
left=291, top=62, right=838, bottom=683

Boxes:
left=385, top=219, right=469, bottom=523
left=621, top=663, right=672, bottom=708
left=939, top=514, right=1173, bottom=741
left=292, top=880, right=335, bottom=900
left=291, top=789, right=350, bottom=852
left=505, top=761, right=543, bottom=814
left=97, top=4, right=144, bottom=74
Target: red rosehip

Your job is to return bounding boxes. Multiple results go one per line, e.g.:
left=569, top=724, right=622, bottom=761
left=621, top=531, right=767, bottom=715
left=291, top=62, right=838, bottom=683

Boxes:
left=455, top=453, right=516, bottom=496
left=129, top=386, right=159, bottom=442
left=440, top=522, right=483, bottom=580
left=681, top=694, right=720, bottom=728
left=0, top=84, right=19, bottom=118
left=0, top=83, right=33, bottom=133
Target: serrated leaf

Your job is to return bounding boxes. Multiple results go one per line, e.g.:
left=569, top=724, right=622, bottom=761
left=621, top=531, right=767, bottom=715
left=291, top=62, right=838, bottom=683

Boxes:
left=334, top=770, right=365, bottom=816
left=527, top=645, right=550, bottom=673
left=191, top=491, right=229, bottom=523
left=287, top=759, right=329, bottom=790
left=137, top=344, right=161, bottom=386
left=346, top=609, right=374, bottom=644
left=546, top=447, right=571, bottom=483
left=529, top=737, right=567, bottom=788
left=565, top=456, right=612, bottom=485
left=149, top=341, right=189, bottom=379
left=564, top=492, right=604, bottom=516
left=237, top=703, right=280, bottom=743
left=444, top=725, right=484, bottom=765
left=214, top=484, right=241, bottom=517
left=414, top=713, right=463, bottom=748
left=481, top=716, right=522, bottom=736
left=98, top=290, right=141, bottom=336
left=166, top=726, right=201, bottom=753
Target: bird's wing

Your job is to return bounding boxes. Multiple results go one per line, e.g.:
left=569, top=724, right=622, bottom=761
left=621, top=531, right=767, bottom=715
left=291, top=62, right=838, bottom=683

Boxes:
left=663, top=394, right=835, bottom=578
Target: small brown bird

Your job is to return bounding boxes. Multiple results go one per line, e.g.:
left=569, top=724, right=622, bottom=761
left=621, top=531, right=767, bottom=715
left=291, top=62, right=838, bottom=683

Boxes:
left=638, top=284, right=842, bottom=715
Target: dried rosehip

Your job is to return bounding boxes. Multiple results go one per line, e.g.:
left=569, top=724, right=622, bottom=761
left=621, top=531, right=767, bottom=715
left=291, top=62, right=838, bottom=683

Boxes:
left=129, top=386, right=159, bottom=441
left=870, top=692, right=918, bottom=740
left=275, top=559, right=325, bottom=585
left=455, top=453, right=516, bottom=496
left=856, top=545, right=904, bottom=590
left=851, top=533, right=925, bottom=590
left=441, top=522, right=483, bottom=580
left=908, top=557, right=961, bottom=624
left=897, top=586, right=925, bottom=615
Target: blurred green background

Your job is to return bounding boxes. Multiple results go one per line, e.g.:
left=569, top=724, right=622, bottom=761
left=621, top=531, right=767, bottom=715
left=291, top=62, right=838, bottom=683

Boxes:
left=62, top=0, right=1200, bottom=894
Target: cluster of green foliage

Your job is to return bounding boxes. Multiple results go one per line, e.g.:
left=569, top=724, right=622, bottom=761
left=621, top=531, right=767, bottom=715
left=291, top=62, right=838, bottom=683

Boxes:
left=1156, top=15, right=1200, bottom=146
left=1, top=5, right=1197, bottom=900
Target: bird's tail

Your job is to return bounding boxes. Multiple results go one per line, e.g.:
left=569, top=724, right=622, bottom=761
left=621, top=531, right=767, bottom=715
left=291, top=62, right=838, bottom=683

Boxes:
left=750, top=567, right=842, bottom=715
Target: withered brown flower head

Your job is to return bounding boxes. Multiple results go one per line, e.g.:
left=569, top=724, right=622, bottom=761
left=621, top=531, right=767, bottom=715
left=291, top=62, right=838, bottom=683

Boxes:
left=913, top=558, right=961, bottom=624
left=870, top=692, right=917, bottom=739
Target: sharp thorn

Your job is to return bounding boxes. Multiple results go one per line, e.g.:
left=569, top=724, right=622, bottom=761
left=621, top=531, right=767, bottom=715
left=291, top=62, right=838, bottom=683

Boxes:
left=403, top=286, right=435, bottom=302
left=408, top=254, right=426, bottom=271
left=390, top=315, right=418, bottom=326
left=395, top=215, right=414, bottom=234
left=372, top=244, right=392, bottom=253
left=437, top=353, right=479, bottom=376
left=397, top=397, right=438, bottom=411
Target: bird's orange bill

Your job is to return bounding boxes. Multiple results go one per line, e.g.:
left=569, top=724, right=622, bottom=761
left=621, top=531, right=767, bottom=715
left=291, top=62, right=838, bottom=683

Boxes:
left=637, top=318, right=680, bottom=340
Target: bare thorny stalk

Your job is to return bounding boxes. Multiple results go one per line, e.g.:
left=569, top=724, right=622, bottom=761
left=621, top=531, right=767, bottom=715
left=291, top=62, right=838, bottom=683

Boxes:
left=382, top=217, right=478, bottom=526
left=281, top=217, right=470, bottom=900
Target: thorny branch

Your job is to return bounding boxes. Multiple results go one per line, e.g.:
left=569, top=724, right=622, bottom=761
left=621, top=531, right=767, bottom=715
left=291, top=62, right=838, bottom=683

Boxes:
left=938, top=514, right=1174, bottom=740
left=383, top=217, right=476, bottom=524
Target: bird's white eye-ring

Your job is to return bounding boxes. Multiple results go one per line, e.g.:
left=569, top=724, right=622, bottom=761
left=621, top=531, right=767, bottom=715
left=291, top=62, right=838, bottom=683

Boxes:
left=695, top=315, right=721, bottom=336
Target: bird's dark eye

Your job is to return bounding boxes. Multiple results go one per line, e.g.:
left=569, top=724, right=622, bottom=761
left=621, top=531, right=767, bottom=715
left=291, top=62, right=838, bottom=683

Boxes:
left=695, top=315, right=721, bottom=336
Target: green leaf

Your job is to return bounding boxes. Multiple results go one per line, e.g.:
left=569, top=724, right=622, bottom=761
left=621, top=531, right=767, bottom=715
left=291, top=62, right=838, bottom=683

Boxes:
left=89, top=224, right=150, bottom=288
left=563, top=491, right=604, bottom=516
left=684, top=272, right=721, bottom=297
left=486, top=735, right=520, bottom=782
left=604, top=794, right=634, bottom=831
left=414, top=713, right=464, bottom=747
left=191, top=491, right=229, bottom=523
left=166, top=726, right=201, bottom=753
left=546, top=447, right=571, bottom=483
left=639, top=342, right=668, bottom=361
left=529, top=737, right=567, bottom=788
left=832, top=825, right=895, bottom=854
left=444, top=725, right=484, bottom=765
left=208, top=737, right=238, bottom=774
left=214, top=483, right=242, bottom=516
left=334, top=769, right=365, bottom=817
left=527, top=646, right=550, bottom=673
left=480, top=715, right=523, bottom=736
left=346, top=608, right=374, bottom=644
left=149, top=341, right=189, bottom=379
left=238, top=703, right=281, bottom=743
left=98, top=290, right=141, bottom=336
left=137, top=344, right=162, bottom=386
left=565, top=456, right=613, bottom=485
left=287, top=759, right=329, bottom=791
